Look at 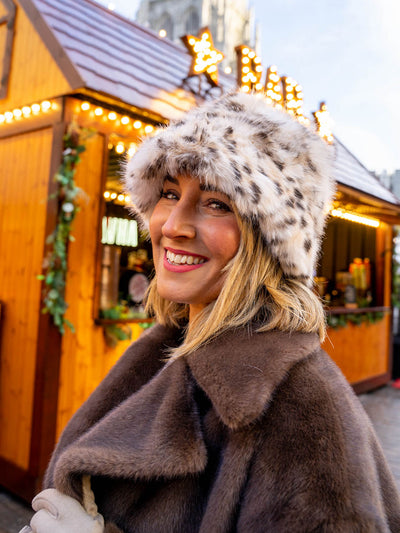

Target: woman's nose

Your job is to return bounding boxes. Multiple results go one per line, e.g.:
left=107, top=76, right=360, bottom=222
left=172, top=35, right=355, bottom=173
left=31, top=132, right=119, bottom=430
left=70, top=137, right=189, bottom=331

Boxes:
left=161, top=202, right=196, bottom=240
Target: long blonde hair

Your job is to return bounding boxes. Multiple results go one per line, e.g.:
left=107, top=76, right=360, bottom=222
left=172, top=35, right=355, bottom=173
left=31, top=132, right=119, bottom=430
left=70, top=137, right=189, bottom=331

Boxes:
left=146, top=215, right=326, bottom=358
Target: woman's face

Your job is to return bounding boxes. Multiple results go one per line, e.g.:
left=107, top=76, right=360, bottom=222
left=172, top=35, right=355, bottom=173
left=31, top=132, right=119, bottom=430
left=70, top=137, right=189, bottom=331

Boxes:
left=150, top=175, right=240, bottom=319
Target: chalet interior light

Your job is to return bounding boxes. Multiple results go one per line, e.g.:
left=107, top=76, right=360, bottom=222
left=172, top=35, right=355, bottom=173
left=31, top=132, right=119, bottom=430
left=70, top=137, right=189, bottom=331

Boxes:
left=0, top=100, right=57, bottom=124
left=313, top=102, right=334, bottom=144
left=101, top=216, right=138, bottom=247
left=103, top=191, right=131, bottom=205
left=181, top=27, right=224, bottom=87
left=331, top=208, right=380, bottom=228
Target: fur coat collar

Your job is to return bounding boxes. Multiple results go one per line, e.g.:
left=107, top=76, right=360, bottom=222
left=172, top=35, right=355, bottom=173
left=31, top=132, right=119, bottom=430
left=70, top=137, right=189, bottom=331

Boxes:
left=49, top=325, right=319, bottom=491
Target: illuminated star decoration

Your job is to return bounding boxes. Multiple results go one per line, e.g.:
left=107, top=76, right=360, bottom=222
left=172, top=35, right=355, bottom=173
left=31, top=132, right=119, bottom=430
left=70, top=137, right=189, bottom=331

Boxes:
left=181, top=27, right=224, bottom=87
left=313, top=102, right=334, bottom=144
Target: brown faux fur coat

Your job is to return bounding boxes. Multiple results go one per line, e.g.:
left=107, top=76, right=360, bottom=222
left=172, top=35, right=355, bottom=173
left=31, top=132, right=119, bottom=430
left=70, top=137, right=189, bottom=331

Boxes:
left=44, top=324, right=400, bottom=532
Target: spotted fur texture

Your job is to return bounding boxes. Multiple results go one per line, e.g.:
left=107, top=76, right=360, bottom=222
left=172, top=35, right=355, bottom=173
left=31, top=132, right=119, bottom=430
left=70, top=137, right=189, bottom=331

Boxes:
left=125, top=92, right=336, bottom=283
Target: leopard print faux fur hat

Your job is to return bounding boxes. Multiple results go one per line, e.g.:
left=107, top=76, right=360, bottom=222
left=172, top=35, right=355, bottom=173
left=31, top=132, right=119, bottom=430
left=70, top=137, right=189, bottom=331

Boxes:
left=125, top=91, right=336, bottom=284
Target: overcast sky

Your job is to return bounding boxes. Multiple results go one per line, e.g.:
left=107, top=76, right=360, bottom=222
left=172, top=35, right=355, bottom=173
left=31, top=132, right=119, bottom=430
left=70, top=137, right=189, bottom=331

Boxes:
left=96, top=0, right=400, bottom=174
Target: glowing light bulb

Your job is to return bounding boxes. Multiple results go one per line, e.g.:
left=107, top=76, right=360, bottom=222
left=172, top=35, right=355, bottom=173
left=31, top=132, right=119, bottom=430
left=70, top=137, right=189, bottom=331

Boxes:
left=115, top=143, right=125, bottom=154
left=118, top=194, right=125, bottom=202
left=224, top=66, right=232, bottom=74
left=0, top=114, right=5, bottom=123
left=41, top=101, right=51, bottom=111
left=121, top=116, right=130, bottom=125
left=13, top=109, right=22, bottom=118
left=108, top=112, right=117, bottom=120
left=104, top=191, right=110, bottom=199
left=242, top=47, right=249, bottom=55
left=31, top=104, right=40, bottom=114
left=110, top=192, right=117, bottom=200
left=5, top=111, right=13, bottom=121
left=145, top=125, right=154, bottom=133
left=81, top=102, right=90, bottom=111
left=94, top=107, right=103, bottom=116
left=133, top=120, right=142, bottom=129
left=159, top=29, right=167, bottom=37
left=22, top=106, right=31, bottom=116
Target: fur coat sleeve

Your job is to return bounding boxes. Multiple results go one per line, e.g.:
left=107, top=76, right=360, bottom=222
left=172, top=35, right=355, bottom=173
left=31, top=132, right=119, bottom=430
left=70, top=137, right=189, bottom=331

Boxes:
left=44, top=324, right=400, bottom=533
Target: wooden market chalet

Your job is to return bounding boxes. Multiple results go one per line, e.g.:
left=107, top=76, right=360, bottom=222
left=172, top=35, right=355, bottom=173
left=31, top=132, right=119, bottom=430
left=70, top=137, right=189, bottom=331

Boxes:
left=1, top=0, right=400, bottom=500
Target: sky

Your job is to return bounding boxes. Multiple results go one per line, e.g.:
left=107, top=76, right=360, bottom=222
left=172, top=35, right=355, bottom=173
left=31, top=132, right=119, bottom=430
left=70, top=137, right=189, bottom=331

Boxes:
left=96, top=0, right=400, bottom=174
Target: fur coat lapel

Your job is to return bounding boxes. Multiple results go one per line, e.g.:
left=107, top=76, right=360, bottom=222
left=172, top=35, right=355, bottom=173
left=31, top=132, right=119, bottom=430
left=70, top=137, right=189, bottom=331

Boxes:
left=52, top=325, right=319, bottom=497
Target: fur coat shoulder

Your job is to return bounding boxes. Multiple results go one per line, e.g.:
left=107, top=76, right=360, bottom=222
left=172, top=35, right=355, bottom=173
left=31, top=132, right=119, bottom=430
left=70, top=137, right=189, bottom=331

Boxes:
left=44, top=324, right=400, bottom=533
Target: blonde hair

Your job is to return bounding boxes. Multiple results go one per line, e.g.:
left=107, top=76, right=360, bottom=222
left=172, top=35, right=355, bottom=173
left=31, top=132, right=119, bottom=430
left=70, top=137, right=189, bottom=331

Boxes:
left=146, top=215, right=326, bottom=358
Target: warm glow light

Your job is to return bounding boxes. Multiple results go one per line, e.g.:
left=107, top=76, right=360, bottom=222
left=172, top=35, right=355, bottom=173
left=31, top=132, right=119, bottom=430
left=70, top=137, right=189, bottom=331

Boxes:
left=108, top=142, right=113, bottom=150
left=125, top=195, right=131, bottom=203
left=104, top=191, right=110, bottom=199
left=115, top=143, right=125, bottom=154
left=242, top=47, right=249, bottom=55
left=41, top=100, right=51, bottom=111
left=121, top=116, right=130, bottom=125
left=110, top=192, right=117, bottom=200
left=22, top=106, right=31, bottom=116
left=108, top=112, right=117, bottom=120
left=0, top=115, right=4, bottom=123
left=159, top=29, right=167, bottom=38
left=224, top=66, right=232, bottom=74
left=81, top=102, right=90, bottom=111
left=117, top=194, right=125, bottom=202
left=94, top=107, right=103, bottom=116
left=133, top=120, right=142, bottom=129
left=13, top=109, right=22, bottom=118
left=144, top=125, right=154, bottom=133
left=331, top=208, right=380, bottom=228
left=5, top=111, right=13, bottom=121
left=31, top=104, right=40, bottom=114
left=108, top=3, right=115, bottom=10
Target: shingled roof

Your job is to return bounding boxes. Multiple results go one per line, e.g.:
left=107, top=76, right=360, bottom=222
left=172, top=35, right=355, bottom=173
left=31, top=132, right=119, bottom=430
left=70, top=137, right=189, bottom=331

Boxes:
left=23, top=0, right=235, bottom=120
left=334, top=138, right=400, bottom=207
left=20, top=0, right=399, bottom=208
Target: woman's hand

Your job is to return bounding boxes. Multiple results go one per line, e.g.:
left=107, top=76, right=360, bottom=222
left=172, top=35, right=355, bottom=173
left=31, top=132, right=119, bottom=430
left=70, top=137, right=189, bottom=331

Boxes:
left=19, top=488, right=104, bottom=533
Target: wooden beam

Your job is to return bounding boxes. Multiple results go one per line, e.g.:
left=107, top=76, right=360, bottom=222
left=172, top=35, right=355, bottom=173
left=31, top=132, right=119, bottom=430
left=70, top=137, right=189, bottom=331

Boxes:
left=0, top=0, right=16, bottom=99
left=28, top=121, right=66, bottom=487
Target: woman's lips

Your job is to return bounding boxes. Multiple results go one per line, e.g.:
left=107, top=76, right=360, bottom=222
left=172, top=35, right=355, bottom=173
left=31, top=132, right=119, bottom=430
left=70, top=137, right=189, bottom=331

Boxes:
left=163, top=248, right=208, bottom=272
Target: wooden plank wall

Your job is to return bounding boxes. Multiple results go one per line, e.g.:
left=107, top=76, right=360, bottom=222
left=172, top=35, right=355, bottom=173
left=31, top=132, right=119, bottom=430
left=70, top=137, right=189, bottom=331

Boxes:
left=0, top=127, right=53, bottom=469
left=56, top=132, right=143, bottom=437
left=0, top=3, right=71, bottom=113
left=323, top=314, right=390, bottom=384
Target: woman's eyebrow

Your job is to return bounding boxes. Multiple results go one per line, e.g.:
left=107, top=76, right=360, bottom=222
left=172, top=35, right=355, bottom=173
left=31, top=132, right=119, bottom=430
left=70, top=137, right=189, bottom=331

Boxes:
left=163, top=174, right=179, bottom=185
left=199, top=183, right=219, bottom=192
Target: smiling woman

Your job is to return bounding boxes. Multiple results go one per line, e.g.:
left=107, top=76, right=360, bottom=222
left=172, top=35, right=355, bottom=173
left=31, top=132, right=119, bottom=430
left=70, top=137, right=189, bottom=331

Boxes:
left=22, top=92, right=400, bottom=533
left=149, top=174, right=240, bottom=320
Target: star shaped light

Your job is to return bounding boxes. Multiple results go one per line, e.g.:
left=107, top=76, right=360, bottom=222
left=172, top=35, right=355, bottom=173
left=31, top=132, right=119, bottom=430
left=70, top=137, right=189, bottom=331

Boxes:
left=181, top=27, right=224, bottom=87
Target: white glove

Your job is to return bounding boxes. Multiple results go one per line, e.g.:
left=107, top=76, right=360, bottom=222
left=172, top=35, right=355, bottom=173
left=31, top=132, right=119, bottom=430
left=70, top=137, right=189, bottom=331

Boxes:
left=19, top=488, right=104, bottom=533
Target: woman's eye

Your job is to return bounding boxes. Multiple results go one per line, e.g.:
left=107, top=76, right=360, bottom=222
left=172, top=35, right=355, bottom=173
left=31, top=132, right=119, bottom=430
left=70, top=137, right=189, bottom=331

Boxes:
left=161, top=190, right=178, bottom=200
left=207, top=199, right=232, bottom=212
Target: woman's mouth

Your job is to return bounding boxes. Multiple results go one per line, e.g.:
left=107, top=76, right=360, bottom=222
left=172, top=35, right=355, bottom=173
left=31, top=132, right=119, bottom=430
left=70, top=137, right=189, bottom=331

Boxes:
left=163, top=249, right=208, bottom=272
left=166, top=250, right=206, bottom=266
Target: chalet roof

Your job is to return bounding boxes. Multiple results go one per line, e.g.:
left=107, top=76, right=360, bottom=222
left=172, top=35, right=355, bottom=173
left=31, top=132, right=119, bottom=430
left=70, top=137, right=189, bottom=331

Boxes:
left=334, top=138, right=400, bottom=207
left=21, top=0, right=399, bottom=209
left=24, top=0, right=235, bottom=120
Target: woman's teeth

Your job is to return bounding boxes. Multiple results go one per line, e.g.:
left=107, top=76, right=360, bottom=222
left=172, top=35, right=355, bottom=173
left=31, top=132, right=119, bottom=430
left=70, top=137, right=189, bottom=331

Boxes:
left=166, top=250, right=205, bottom=265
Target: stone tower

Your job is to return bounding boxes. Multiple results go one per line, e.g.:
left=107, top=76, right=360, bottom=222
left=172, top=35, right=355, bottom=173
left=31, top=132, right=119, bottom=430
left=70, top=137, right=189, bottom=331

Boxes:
left=136, top=0, right=259, bottom=73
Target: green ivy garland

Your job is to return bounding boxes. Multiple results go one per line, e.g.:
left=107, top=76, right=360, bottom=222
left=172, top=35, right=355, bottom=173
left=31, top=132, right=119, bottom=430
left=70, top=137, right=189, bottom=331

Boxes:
left=326, top=311, right=385, bottom=330
left=38, top=125, right=89, bottom=334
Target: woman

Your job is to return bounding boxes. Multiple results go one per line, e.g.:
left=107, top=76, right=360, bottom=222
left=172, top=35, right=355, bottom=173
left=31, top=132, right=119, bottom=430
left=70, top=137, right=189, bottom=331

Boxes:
left=22, top=92, right=400, bottom=532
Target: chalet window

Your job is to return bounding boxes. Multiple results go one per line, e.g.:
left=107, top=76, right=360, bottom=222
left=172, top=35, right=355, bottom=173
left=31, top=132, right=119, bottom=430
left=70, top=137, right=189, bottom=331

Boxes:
left=98, top=139, right=153, bottom=318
